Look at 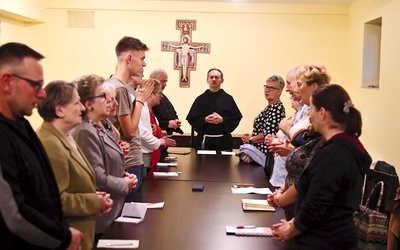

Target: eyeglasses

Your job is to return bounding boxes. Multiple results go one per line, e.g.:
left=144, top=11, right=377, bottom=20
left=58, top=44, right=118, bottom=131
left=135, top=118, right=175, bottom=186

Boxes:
left=263, top=85, right=280, bottom=91
left=91, top=92, right=107, bottom=100
left=12, top=74, right=44, bottom=93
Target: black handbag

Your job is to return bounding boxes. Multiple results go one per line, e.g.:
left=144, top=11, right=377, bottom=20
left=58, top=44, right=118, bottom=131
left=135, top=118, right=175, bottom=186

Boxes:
left=354, top=181, right=388, bottom=247
left=362, top=161, right=399, bottom=215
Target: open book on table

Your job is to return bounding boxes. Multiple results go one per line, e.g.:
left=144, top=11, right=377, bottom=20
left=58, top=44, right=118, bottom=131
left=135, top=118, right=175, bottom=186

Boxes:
left=114, top=202, right=147, bottom=224
left=242, top=199, right=275, bottom=211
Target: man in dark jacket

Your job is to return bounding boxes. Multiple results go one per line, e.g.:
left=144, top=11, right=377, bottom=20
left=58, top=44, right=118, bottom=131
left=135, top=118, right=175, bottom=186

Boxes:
left=186, top=68, right=242, bottom=150
left=0, top=42, right=82, bottom=249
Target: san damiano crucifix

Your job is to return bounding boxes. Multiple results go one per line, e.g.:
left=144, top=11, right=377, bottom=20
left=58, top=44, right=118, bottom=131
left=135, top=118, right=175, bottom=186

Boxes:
left=161, top=20, right=211, bottom=87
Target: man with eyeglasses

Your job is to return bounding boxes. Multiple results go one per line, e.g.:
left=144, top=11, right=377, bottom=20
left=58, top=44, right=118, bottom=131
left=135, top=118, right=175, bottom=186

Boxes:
left=0, top=42, right=83, bottom=249
left=186, top=68, right=242, bottom=150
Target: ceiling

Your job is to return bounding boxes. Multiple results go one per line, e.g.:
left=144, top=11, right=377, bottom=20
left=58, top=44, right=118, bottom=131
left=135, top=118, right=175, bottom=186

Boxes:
left=159, top=0, right=355, bottom=4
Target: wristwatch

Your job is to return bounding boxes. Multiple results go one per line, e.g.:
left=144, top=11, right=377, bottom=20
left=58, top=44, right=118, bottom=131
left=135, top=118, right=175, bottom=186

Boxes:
left=249, top=137, right=253, bottom=144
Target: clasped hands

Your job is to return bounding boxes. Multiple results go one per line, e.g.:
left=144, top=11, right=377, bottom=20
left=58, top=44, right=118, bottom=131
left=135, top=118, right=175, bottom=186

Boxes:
left=160, top=130, right=177, bottom=148
left=168, top=119, right=181, bottom=129
left=264, top=134, right=294, bottom=156
left=96, top=191, right=113, bottom=216
left=272, top=218, right=299, bottom=243
left=135, top=78, right=155, bottom=103
left=205, top=112, right=223, bottom=124
left=123, top=172, right=138, bottom=191
left=267, top=188, right=283, bottom=208
left=118, top=140, right=130, bottom=156
left=241, top=133, right=251, bottom=144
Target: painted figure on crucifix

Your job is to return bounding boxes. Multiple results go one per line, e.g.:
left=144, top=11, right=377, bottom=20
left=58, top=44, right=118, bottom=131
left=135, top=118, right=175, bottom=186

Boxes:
left=161, top=19, right=210, bottom=87
left=168, top=35, right=204, bottom=82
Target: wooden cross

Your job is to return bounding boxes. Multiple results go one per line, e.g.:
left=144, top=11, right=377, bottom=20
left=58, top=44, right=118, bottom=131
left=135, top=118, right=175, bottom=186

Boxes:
left=161, top=20, right=211, bottom=88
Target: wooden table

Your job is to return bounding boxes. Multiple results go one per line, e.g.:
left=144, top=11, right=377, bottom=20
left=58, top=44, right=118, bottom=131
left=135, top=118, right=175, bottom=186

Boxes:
left=99, top=148, right=294, bottom=249
left=147, top=148, right=268, bottom=184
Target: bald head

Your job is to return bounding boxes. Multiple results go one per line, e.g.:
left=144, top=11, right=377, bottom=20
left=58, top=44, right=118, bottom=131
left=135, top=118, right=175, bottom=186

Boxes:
left=286, top=66, right=301, bottom=101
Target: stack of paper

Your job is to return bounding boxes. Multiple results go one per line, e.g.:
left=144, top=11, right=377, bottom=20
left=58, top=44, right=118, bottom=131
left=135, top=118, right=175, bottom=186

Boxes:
left=242, top=199, right=275, bottom=211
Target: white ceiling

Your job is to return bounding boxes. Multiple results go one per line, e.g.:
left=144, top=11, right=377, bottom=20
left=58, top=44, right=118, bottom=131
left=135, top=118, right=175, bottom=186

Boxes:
left=161, top=0, right=355, bottom=4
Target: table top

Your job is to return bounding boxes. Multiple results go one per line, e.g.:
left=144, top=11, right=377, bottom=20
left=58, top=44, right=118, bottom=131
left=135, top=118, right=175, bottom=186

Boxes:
left=101, top=180, right=293, bottom=250
left=99, top=148, right=294, bottom=249
left=148, top=148, right=268, bottom=184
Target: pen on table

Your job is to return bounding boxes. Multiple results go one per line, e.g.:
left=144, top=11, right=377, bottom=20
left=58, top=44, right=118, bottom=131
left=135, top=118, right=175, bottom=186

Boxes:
left=106, top=243, right=133, bottom=246
left=232, top=183, right=254, bottom=188
left=236, top=225, right=257, bottom=229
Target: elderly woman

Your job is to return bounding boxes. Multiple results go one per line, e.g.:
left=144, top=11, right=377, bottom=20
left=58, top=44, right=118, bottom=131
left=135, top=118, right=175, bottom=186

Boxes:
left=139, top=79, right=176, bottom=171
left=268, top=64, right=331, bottom=156
left=239, top=75, right=286, bottom=165
left=71, top=75, right=137, bottom=241
left=36, top=81, right=113, bottom=250
left=272, top=84, right=371, bottom=248
left=267, top=64, right=331, bottom=220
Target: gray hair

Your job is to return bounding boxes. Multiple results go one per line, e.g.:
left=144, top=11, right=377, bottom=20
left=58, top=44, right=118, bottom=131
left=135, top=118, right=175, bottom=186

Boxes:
left=149, top=68, right=168, bottom=79
left=102, top=82, right=116, bottom=94
left=266, top=75, right=285, bottom=90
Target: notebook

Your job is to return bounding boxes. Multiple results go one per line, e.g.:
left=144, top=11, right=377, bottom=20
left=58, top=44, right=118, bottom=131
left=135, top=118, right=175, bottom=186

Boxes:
left=115, top=203, right=147, bottom=224
left=242, top=199, right=275, bottom=211
left=225, top=226, right=273, bottom=237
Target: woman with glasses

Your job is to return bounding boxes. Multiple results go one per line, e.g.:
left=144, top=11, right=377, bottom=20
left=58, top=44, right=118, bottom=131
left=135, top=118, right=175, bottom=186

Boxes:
left=239, top=75, right=286, bottom=165
left=71, top=74, right=137, bottom=243
left=36, top=80, right=113, bottom=250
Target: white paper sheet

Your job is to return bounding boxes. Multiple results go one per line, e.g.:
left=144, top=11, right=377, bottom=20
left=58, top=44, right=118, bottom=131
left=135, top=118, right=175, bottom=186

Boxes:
left=221, top=151, right=235, bottom=155
left=197, top=150, right=217, bottom=155
left=97, top=239, right=139, bottom=248
left=156, top=162, right=178, bottom=167
left=132, top=202, right=165, bottom=209
left=231, top=187, right=272, bottom=195
left=153, top=172, right=179, bottom=177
